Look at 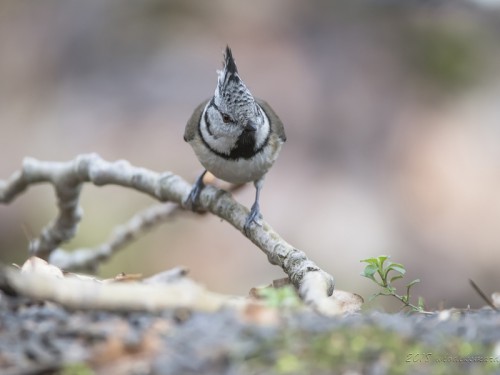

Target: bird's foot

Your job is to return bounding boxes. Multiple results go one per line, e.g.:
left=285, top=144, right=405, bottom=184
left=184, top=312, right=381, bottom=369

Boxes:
left=184, top=172, right=206, bottom=212
left=243, top=202, right=262, bottom=236
left=184, top=185, right=202, bottom=211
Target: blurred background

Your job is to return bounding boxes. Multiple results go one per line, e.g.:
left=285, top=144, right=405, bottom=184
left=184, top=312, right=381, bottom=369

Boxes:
left=1, top=0, right=500, bottom=310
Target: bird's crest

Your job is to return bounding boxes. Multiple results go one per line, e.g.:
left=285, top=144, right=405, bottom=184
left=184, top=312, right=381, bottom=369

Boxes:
left=214, top=46, right=257, bottom=124
left=217, top=45, right=241, bottom=91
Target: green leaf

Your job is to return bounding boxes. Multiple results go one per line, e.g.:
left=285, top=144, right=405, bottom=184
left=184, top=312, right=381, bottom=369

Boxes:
left=387, top=262, right=406, bottom=275
left=376, top=255, right=390, bottom=267
left=418, top=296, right=425, bottom=309
left=406, top=279, right=420, bottom=300
left=380, top=260, right=405, bottom=281
left=361, top=264, right=378, bottom=279
left=368, top=292, right=382, bottom=302
left=406, top=279, right=421, bottom=288
left=360, top=258, right=379, bottom=266
left=389, top=275, right=404, bottom=283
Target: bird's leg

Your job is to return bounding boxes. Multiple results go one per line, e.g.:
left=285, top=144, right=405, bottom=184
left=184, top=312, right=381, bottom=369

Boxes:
left=184, top=170, right=207, bottom=211
left=244, top=177, right=264, bottom=235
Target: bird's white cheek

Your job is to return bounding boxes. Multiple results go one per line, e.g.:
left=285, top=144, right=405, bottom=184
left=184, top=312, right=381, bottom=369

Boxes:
left=216, top=124, right=239, bottom=138
left=255, top=114, right=270, bottom=148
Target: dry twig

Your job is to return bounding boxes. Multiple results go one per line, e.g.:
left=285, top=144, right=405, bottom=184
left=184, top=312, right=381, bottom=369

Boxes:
left=50, top=203, right=180, bottom=271
left=0, top=154, right=340, bottom=314
left=469, top=279, right=498, bottom=311
left=0, top=263, right=238, bottom=312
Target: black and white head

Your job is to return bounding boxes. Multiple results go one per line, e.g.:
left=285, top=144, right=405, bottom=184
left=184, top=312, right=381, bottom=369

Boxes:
left=201, top=46, right=269, bottom=158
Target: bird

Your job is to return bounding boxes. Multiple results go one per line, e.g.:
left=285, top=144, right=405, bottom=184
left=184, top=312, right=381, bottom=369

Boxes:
left=184, top=46, right=286, bottom=234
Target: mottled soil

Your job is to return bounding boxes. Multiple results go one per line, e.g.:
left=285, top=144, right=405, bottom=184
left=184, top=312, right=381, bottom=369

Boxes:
left=1, top=290, right=499, bottom=375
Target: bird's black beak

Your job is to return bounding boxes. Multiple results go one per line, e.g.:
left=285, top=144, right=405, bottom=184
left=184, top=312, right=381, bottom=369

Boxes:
left=244, top=120, right=257, bottom=133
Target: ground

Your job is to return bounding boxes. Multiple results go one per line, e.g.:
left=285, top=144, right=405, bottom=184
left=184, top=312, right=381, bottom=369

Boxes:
left=1, top=289, right=499, bottom=375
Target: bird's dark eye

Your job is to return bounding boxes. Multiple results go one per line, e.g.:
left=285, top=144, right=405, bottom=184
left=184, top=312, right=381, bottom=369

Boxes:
left=222, top=114, right=232, bottom=123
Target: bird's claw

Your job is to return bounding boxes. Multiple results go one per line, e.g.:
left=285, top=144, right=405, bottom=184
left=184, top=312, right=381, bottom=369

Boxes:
left=184, top=172, right=207, bottom=212
left=184, top=186, right=201, bottom=211
left=243, top=203, right=262, bottom=236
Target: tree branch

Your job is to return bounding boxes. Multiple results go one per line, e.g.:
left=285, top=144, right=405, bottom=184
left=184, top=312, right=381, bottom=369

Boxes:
left=0, top=263, right=238, bottom=313
left=50, top=203, right=180, bottom=272
left=0, top=154, right=340, bottom=313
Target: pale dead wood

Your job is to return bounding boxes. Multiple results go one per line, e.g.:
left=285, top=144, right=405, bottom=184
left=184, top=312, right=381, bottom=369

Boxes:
left=0, top=154, right=343, bottom=314
left=0, top=263, right=240, bottom=312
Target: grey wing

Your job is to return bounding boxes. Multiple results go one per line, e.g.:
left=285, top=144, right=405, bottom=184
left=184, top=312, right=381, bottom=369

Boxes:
left=184, top=99, right=210, bottom=142
left=256, top=98, right=286, bottom=142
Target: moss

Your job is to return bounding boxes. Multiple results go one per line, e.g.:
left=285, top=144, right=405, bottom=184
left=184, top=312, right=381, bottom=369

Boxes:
left=58, top=363, right=95, bottom=375
left=242, top=324, right=495, bottom=375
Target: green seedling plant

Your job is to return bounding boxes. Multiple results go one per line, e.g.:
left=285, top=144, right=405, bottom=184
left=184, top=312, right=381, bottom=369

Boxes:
left=361, top=255, right=429, bottom=313
left=256, top=285, right=302, bottom=309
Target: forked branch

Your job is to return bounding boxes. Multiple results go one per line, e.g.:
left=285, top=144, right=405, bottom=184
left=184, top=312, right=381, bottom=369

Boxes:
left=0, top=154, right=340, bottom=313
